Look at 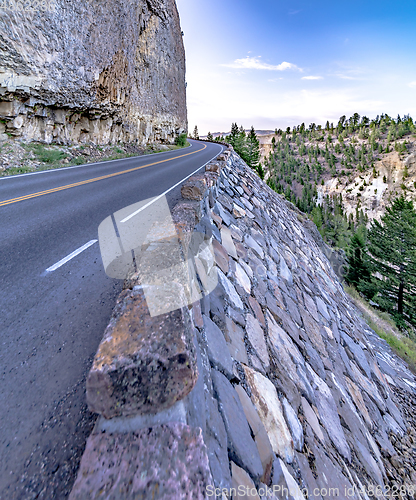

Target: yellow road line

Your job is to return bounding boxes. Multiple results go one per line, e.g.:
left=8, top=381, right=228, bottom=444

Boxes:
left=0, top=144, right=207, bottom=207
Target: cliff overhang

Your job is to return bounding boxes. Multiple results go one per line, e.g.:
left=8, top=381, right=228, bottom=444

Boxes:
left=0, top=0, right=187, bottom=145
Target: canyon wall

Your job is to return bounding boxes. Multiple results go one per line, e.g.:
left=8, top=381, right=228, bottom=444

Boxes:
left=0, top=0, right=187, bottom=145
left=70, top=147, right=416, bottom=499
left=318, top=148, right=416, bottom=222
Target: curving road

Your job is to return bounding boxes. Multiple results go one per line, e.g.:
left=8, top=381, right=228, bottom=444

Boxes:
left=0, top=139, right=223, bottom=499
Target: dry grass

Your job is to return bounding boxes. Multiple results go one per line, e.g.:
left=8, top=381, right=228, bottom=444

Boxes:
left=345, top=285, right=416, bottom=374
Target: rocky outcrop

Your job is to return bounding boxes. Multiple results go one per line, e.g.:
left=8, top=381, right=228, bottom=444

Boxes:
left=70, top=147, right=416, bottom=499
left=318, top=145, right=416, bottom=222
left=0, top=0, right=187, bottom=145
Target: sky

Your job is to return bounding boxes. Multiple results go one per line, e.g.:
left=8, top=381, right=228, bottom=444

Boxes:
left=175, top=0, right=416, bottom=136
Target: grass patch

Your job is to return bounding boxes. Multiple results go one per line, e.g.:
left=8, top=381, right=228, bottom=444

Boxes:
left=345, top=285, right=416, bottom=374
left=1, top=141, right=190, bottom=176
left=144, top=143, right=190, bottom=155
left=367, top=321, right=416, bottom=374
left=71, top=156, right=86, bottom=165
left=25, top=143, right=68, bottom=163
left=1, top=165, right=35, bottom=176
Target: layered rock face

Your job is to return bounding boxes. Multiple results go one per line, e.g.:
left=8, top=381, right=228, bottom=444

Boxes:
left=0, top=0, right=187, bottom=144
left=318, top=147, right=416, bottom=222
left=71, top=148, right=416, bottom=499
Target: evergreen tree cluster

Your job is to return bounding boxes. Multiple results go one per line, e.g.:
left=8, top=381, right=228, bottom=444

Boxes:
left=265, top=113, right=415, bottom=244
left=265, top=114, right=415, bottom=219
left=346, top=196, right=416, bottom=330
left=265, top=113, right=416, bottom=330
left=226, top=123, right=263, bottom=178
left=205, top=131, right=227, bottom=143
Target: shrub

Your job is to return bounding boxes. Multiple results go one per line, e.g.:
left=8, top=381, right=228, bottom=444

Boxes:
left=30, top=144, right=68, bottom=163
left=72, top=156, right=85, bottom=165
left=175, top=133, right=188, bottom=147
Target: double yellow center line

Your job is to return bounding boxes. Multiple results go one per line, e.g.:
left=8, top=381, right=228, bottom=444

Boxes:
left=0, top=144, right=207, bottom=208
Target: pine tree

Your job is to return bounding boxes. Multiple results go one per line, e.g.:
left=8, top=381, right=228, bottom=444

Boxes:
left=207, top=131, right=213, bottom=141
left=235, top=126, right=247, bottom=161
left=352, top=112, right=360, bottom=128
left=246, top=126, right=260, bottom=170
left=193, top=125, right=199, bottom=140
left=364, top=196, right=416, bottom=325
left=346, top=227, right=370, bottom=287
left=257, top=163, right=265, bottom=180
left=229, top=122, right=239, bottom=146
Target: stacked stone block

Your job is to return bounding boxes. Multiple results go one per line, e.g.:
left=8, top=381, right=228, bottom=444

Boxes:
left=70, top=147, right=416, bottom=499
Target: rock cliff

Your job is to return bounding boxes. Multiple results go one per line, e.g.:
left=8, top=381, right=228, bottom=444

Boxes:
left=317, top=147, right=416, bottom=223
left=70, top=147, right=416, bottom=499
left=0, top=0, right=187, bottom=145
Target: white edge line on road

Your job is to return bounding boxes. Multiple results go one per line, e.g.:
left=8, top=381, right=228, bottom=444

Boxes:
left=45, top=240, right=98, bottom=273
left=0, top=142, right=194, bottom=181
left=120, top=145, right=224, bottom=223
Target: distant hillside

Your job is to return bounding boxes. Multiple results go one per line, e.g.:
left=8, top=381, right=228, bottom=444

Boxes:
left=201, top=129, right=274, bottom=139
left=264, top=114, right=416, bottom=246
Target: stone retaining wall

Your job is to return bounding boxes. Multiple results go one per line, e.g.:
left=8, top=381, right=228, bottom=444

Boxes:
left=70, top=148, right=416, bottom=499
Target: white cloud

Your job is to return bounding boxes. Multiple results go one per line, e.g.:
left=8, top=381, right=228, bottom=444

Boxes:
left=409, top=81, right=416, bottom=88
left=335, top=74, right=359, bottom=80
left=301, top=76, right=323, bottom=80
left=222, top=57, right=302, bottom=72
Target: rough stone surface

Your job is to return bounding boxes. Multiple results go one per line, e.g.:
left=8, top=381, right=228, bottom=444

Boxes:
left=281, top=398, right=304, bottom=452
left=211, top=370, right=263, bottom=481
left=231, top=462, right=261, bottom=500
left=221, top=227, right=238, bottom=259
left=235, top=385, right=274, bottom=484
left=246, top=314, right=270, bottom=368
left=69, top=424, right=211, bottom=500
left=224, top=317, right=249, bottom=364
left=301, top=397, right=325, bottom=444
left=217, top=268, right=244, bottom=311
left=234, top=262, right=252, bottom=294
left=272, top=458, right=305, bottom=500
left=203, top=315, right=234, bottom=379
left=305, top=364, right=351, bottom=461
left=86, top=288, right=197, bottom=418
left=212, top=239, right=229, bottom=274
left=244, top=366, right=294, bottom=463
left=181, top=175, right=208, bottom=201
left=205, top=394, right=232, bottom=491
left=74, top=148, right=416, bottom=499
left=0, top=0, right=187, bottom=145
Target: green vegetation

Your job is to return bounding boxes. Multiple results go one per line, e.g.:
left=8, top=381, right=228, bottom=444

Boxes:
left=345, top=285, right=416, bottom=373
left=346, top=195, right=416, bottom=330
left=192, top=125, right=199, bottom=140
left=264, top=112, right=416, bottom=335
left=25, top=143, right=68, bottom=163
left=1, top=140, right=190, bottom=177
left=175, top=133, right=188, bottom=147
left=1, top=165, right=35, bottom=176
left=226, top=123, right=262, bottom=177
left=265, top=113, right=414, bottom=220
left=71, top=156, right=85, bottom=165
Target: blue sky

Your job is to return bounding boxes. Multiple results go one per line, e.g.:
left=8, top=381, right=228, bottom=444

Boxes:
left=175, top=0, right=416, bottom=135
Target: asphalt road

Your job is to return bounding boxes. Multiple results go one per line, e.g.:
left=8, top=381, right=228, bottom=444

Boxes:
left=0, top=139, right=223, bottom=499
